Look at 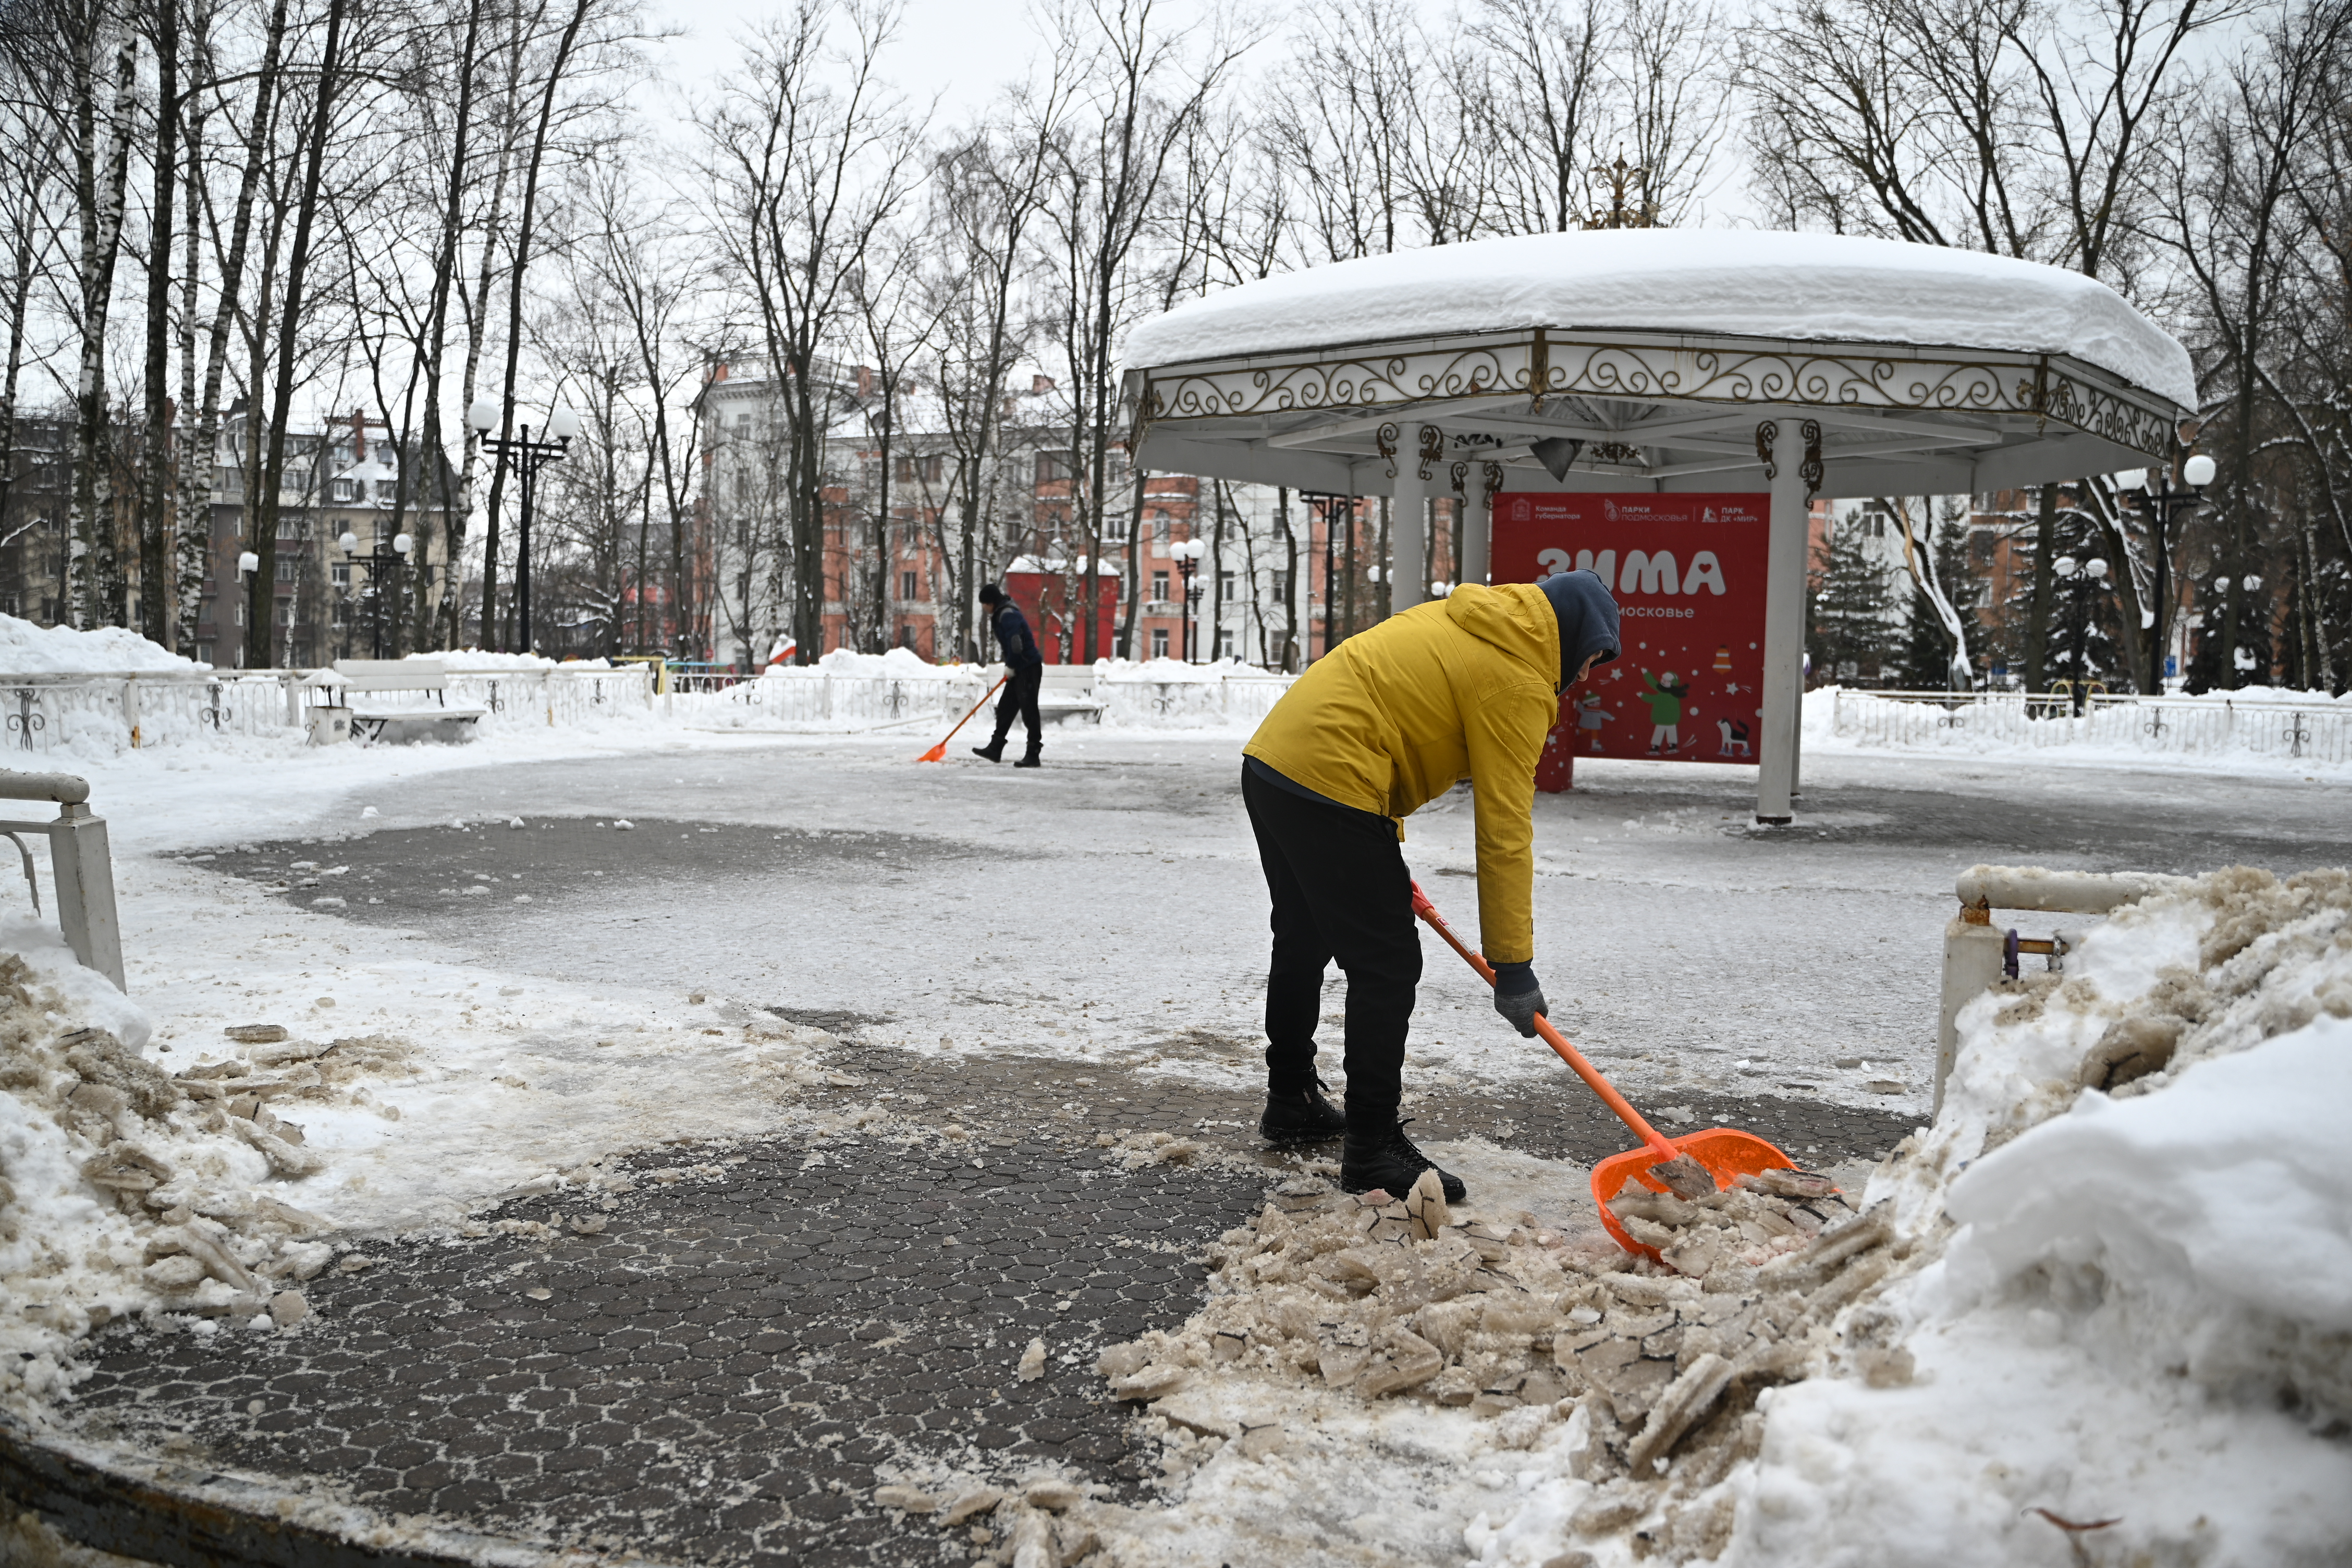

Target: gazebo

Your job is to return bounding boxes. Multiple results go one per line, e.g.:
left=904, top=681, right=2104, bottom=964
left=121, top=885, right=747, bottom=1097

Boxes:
left=1118, top=229, right=2195, bottom=823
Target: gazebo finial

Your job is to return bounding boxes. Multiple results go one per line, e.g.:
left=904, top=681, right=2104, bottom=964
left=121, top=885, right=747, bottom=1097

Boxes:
left=1583, top=148, right=1661, bottom=231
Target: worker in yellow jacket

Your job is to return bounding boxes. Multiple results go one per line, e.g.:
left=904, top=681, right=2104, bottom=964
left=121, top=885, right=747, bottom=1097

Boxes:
left=1242, top=571, right=1621, bottom=1200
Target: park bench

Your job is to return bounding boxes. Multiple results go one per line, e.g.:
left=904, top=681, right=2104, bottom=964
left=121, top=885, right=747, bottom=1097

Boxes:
left=317, top=660, right=486, bottom=745
left=1032, top=665, right=1105, bottom=725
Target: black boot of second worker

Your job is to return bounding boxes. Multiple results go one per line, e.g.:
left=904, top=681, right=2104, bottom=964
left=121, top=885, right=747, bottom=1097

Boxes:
left=1341, top=1119, right=1465, bottom=1203
left=971, top=738, right=1007, bottom=763
left=1013, top=741, right=1043, bottom=768
left=1259, top=1081, right=1345, bottom=1143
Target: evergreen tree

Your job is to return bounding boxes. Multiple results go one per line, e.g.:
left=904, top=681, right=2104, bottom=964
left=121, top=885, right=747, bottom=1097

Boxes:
left=1808, top=519, right=1899, bottom=683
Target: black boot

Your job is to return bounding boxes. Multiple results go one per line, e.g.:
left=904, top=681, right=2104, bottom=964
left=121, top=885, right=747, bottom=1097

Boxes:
left=1259, top=1080, right=1345, bottom=1144
left=1341, top=1118, right=1465, bottom=1203
left=1013, top=739, right=1043, bottom=768
left=972, top=736, right=1008, bottom=763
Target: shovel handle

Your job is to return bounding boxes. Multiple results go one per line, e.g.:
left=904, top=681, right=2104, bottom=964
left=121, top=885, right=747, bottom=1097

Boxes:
left=1410, top=881, right=1680, bottom=1162
left=918, top=674, right=1009, bottom=759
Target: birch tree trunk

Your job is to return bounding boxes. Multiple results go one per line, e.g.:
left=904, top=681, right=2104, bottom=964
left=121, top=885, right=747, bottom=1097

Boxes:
left=69, top=30, right=138, bottom=629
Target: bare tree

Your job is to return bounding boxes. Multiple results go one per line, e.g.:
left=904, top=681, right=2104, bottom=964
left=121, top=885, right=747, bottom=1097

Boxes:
left=704, top=0, right=923, bottom=664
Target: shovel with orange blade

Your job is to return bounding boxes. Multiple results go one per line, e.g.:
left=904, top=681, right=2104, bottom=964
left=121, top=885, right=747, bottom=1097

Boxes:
left=915, top=675, right=1009, bottom=763
left=1410, top=881, right=1798, bottom=1259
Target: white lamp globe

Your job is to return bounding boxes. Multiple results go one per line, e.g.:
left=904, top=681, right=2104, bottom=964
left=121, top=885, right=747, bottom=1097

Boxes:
left=393, top=533, right=413, bottom=556
left=237, top=550, right=259, bottom=574
left=2243, top=573, right=2263, bottom=591
left=2053, top=555, right=2077, bottom=577
left=338, top=530, right=360, bottom=555
left=2086, top=558, right=2109, bottom=579
left=548, top=407, right=583, bottom=441
left=2112, top=469, right=2146, bottom=493
left=2183, top=454, right=2217, bottom=487
left=466, top=398, right=499, bottom=433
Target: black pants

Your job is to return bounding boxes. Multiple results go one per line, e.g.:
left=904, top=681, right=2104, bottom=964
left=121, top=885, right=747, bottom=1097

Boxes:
left=990, top=664, right=1043, bottom=747
left=1241, top=765, right=1420, bottom=1122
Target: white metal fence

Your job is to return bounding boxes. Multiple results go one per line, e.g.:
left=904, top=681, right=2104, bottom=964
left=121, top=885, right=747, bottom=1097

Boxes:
left=1827, top=688, right=2352, bottom=767
left=0, top=661, right=1302, bottom=753
left=0, top=667, right=656, bottom=755
left=665, top=666, right=1300, bottom=730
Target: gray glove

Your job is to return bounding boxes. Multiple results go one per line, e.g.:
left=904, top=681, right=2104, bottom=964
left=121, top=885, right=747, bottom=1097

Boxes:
left=1493, top=962, right=1548, bottom=1038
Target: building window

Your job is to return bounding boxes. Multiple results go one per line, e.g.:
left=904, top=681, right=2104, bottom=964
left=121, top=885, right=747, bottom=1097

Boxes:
left=331, top=478, right=360, bottom=502
left=1034, top=449, right=1074, bottom=485
left=1217, top=627, right=1235, bottom=659
left=332, top=563, right=350, bottom=588
left=1271, top=572, right=1289, bottom=601
left=1102, top=510, right=1130, bottom=543
left=1151, top=628, right=1169, bottom=658
left=901, top=570, right=918, bottom=599
left=1218, top=570, right=1234, bottom=599
left=1150, top=514, right=1170, bottom=556
left=1151, top=571, right=1169, bottom=602
left=899, top=624, right=915, bottom=650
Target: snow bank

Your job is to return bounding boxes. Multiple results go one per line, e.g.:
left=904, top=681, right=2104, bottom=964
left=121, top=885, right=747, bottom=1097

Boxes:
left=1094, top=657, right=1272, bottom=684
left=775, top=646, right=971, bottom=680
left=405, top=648, right=553, bottom=669
left=1047, top=865, right=2352, bottom=1567
left=0, top=616, right=203, bottom=675
left=1121, top=229, right=2196, bottom=411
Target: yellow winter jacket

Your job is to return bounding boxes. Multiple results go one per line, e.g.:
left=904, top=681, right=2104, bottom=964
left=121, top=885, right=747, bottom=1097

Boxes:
left=1244, top=583, right=1559, bottom=963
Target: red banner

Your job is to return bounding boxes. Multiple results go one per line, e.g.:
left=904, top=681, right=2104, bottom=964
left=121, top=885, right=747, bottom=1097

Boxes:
left=1491, top=493, right=1770, bottom=783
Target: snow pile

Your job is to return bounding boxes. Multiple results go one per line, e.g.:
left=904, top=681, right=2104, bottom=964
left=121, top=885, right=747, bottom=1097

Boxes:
left=777, top=646, right=970, bottom=680
left=0, top=927, right=354, bottom=1406
left=1094, top=657, right=1271, bottom=684
left=1071, top=1162, right=1901, bottom=1567
left=1120, top=229, right=2195, bottom=410
left=1071, top=866, right=2352, bottom=1567
left=0, top=617, right=203, bottom=674
left=406, top=648, right=555, bottom=669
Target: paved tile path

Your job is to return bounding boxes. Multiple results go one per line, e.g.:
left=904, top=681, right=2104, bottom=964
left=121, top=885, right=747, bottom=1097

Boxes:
left=63, top=1049, right=1909, bottom=1566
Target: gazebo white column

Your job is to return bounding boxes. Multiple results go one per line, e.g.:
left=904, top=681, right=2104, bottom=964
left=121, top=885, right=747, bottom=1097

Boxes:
left=1755, top=418, right=1816, bottom=825
left=1388, top=423, right=1433, bottom=614
left=1455, top=461, right=1494, bottom=589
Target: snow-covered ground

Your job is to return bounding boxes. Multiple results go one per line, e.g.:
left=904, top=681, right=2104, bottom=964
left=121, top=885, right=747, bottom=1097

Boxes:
left=3, top=702, right=2349, bottom=1563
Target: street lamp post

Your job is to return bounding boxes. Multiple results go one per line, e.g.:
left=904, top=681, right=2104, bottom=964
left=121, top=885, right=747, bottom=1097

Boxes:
left=468, top=400, right=579, bottom=652
left=1170, top=537, right=1205, bottom=663
left=236, top=550, right=260, bottom=669
left=338, top=529, right=415, bottom=660
left=2115, top=454, right=2215, bottom=692
left=2051, top=553, right=2109, bottom=714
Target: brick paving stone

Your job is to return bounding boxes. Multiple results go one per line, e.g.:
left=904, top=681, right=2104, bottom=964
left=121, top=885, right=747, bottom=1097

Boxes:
left=58, top=1042, right=1909, bottom=1566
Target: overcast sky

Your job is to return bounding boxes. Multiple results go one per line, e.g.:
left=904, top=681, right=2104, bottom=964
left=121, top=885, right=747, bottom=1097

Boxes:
left=644, top=0, right=1205, bottom=130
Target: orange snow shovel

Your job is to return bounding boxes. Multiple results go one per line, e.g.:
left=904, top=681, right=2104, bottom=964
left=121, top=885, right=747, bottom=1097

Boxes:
left=1410, top=881, right=1797, bottom=1259
left=916, top=675, right=1008, bottom=763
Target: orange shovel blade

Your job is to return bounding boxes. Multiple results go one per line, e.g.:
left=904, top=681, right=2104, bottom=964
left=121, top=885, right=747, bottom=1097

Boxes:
left=916, top=742, right=946, bottom=763
left=1591, top=1127, right=1798, bottom=1260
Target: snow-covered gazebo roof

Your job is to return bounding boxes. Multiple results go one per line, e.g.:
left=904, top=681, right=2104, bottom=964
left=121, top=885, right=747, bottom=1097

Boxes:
left=1119, top=230, right=2193, bottom=496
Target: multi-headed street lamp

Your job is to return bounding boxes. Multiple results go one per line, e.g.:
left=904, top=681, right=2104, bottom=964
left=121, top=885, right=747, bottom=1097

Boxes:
left=467, top=400, right=579, bottom=652
left=2114, top=453, right=2216, bottom=689
left=338, top=529, right=414, bottom=660
left=1170, top=537, right=1206, bottom=663
left=2051, top=553, right=2109, bottom=714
